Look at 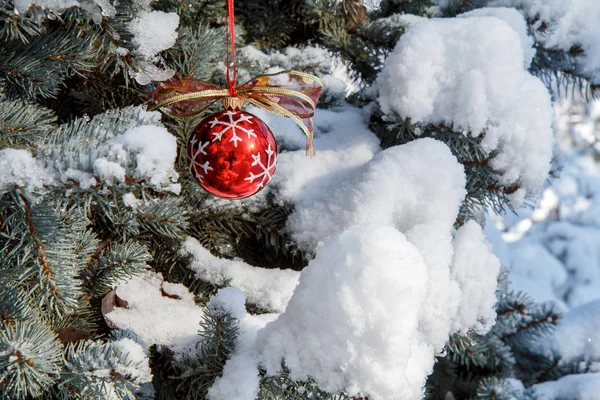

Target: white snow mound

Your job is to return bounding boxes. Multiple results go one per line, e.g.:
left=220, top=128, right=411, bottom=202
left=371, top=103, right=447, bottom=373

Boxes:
left=377, top=15, right=553, bottom=203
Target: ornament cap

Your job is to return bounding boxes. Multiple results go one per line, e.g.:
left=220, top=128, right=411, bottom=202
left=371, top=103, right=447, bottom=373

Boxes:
left=221, top=97, right=245, bottom=110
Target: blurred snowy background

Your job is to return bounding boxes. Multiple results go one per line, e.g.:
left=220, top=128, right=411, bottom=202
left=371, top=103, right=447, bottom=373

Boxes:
left=485, top=99, right=600, bottom=396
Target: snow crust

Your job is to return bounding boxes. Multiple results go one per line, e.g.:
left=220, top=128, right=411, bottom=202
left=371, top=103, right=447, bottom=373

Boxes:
left=489, top=0, right=600, bottom=82
left=184, top=237, right=300, bottom=313
left=106, top=271, right=203, bottom=350
left=377, top=14, right=553, bottom=203
left=0, top=149, right=53, bottom=194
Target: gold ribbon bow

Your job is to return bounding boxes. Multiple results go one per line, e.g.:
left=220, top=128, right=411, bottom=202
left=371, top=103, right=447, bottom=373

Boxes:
left=148, top=70, right=323, bottom=156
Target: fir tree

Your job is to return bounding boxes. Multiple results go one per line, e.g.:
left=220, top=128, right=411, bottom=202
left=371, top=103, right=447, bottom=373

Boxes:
left=0, top=0, right=599, bottom=399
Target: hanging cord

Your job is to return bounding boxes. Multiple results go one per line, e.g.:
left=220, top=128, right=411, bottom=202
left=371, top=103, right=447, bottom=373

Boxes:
left=226, top=0, right=237, bottom=97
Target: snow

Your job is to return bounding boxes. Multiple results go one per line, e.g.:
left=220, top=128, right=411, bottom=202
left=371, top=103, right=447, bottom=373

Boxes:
left=376, top=14, right=554, bottom=204
left=0, top=149, right=53, bottom=195
left=14, top=0, right=78, bottom=13
left=248, top=105, right=380, bottom=210
left=93, top=158, right=126, bottom=183
left=286, top=138, right=465, bottom=251
left=525, top=373, right=600, bottom=400
left=458, top=7, right=536, bottom=67
left=205, top=287, right=247, bottom=320
left=488, top=0, right=600, bottom=82
left=205, top=288, right=277, bottom=400
left=258, top=224, right=499, bottom=400
left=128, top=11, right=179, bottom=59
left=240, top=45, right=332, bottom=76
left=554, top=299, right=600, bottom=364
left=123, top=192, right=140, bottom=209
left=208, top=353, right=260, bottom=400
left=184, top=237, right=300, bottom=313
left=257, top=225, right=430, bottom=400
left=112, top=338, right=152, bottom=383
left=127, top=11, right=179, bottom=84
left=497, top=148, right=600, bottom=308
left=106, top=271, right=204, bottom=351
left=94, top=125, right=180, bottom=192
left=450, top=221, right=501, bottom=334
left=13, top=108, right=181, bottom=194
left=63, top=169, right=97, bottom=190
left=507, top=242, right=567, bottom=306
left=111, top=125, right=179, bottom=190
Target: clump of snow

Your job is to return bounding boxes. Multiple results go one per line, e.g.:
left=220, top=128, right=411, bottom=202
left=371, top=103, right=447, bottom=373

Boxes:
left=0, top=149, right=53, bottom=195
left=95, top=125, right=180, bottom=192
left=240, top=45, right=333, bottom=77
left=376, top=15, right=553, bottom=203
left=256, top=106, right=381, bottom=205
left=489, top=0, right=600, bottom=82
left=63, top=169, right=97, bottom=189
left=93, top=158, right=126, bottom=183
left=129, top=11, right=179, bottom=59
left=280, top=136, right=500, bottom=349
left=459, top=7, right=536, bottom=67
left=206, top=287, right=247, bottom=320
left=112, top=337, right=153, bottom=383
left=106, top=271, right=203, bottom=350
left=208, top=353, right=260, bottom=400
left=258, top=225, right=430, bottom=400
left=123, top=192, right=140, bottom=209
left=184, top=237, right=299, bottom=313
left=286, top=138, right=465, bottom=251
left=127, top=11, right=179, bottom=84
left=258, top=223, right=499, bottom=400
left=450, top=221, right=500, bottom=333
left=112, top=125, right=179, bottom=189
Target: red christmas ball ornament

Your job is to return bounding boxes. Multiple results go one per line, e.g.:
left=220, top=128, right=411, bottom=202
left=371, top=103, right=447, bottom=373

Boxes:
left=187, top=105, right=278, bottom=199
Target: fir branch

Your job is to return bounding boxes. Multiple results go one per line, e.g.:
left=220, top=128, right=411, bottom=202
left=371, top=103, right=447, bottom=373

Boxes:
left=83, top=241, right=151, bottom=298
left=169, top=24, right=227, bottom=80
left=0, top=319, right=62, bottom=399
left=0, top=190, right=93, bottom=318
left=59, top=339, right=151, bottom=399
left=171, top=302, right=239, bottom=400
left=369, top=110, right=518, bottom=224
left=0, top=3, right=46, bottom=42
left=0, top=98, right=57, bottom=148
left=0, top=27, right=96, bottom=100
left=475, top=376, right=516, bottom=400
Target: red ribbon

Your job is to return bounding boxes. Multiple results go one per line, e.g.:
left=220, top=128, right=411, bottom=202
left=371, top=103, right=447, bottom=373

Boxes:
left=226, top=0, right=237, bottom=97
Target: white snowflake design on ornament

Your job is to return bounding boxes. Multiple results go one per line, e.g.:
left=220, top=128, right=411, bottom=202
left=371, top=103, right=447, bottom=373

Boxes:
left=245, top=144, right=277, bottom=188
left=209, top=110, right=257, bottom=147
left=188, top=137, right=212, bottom=181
